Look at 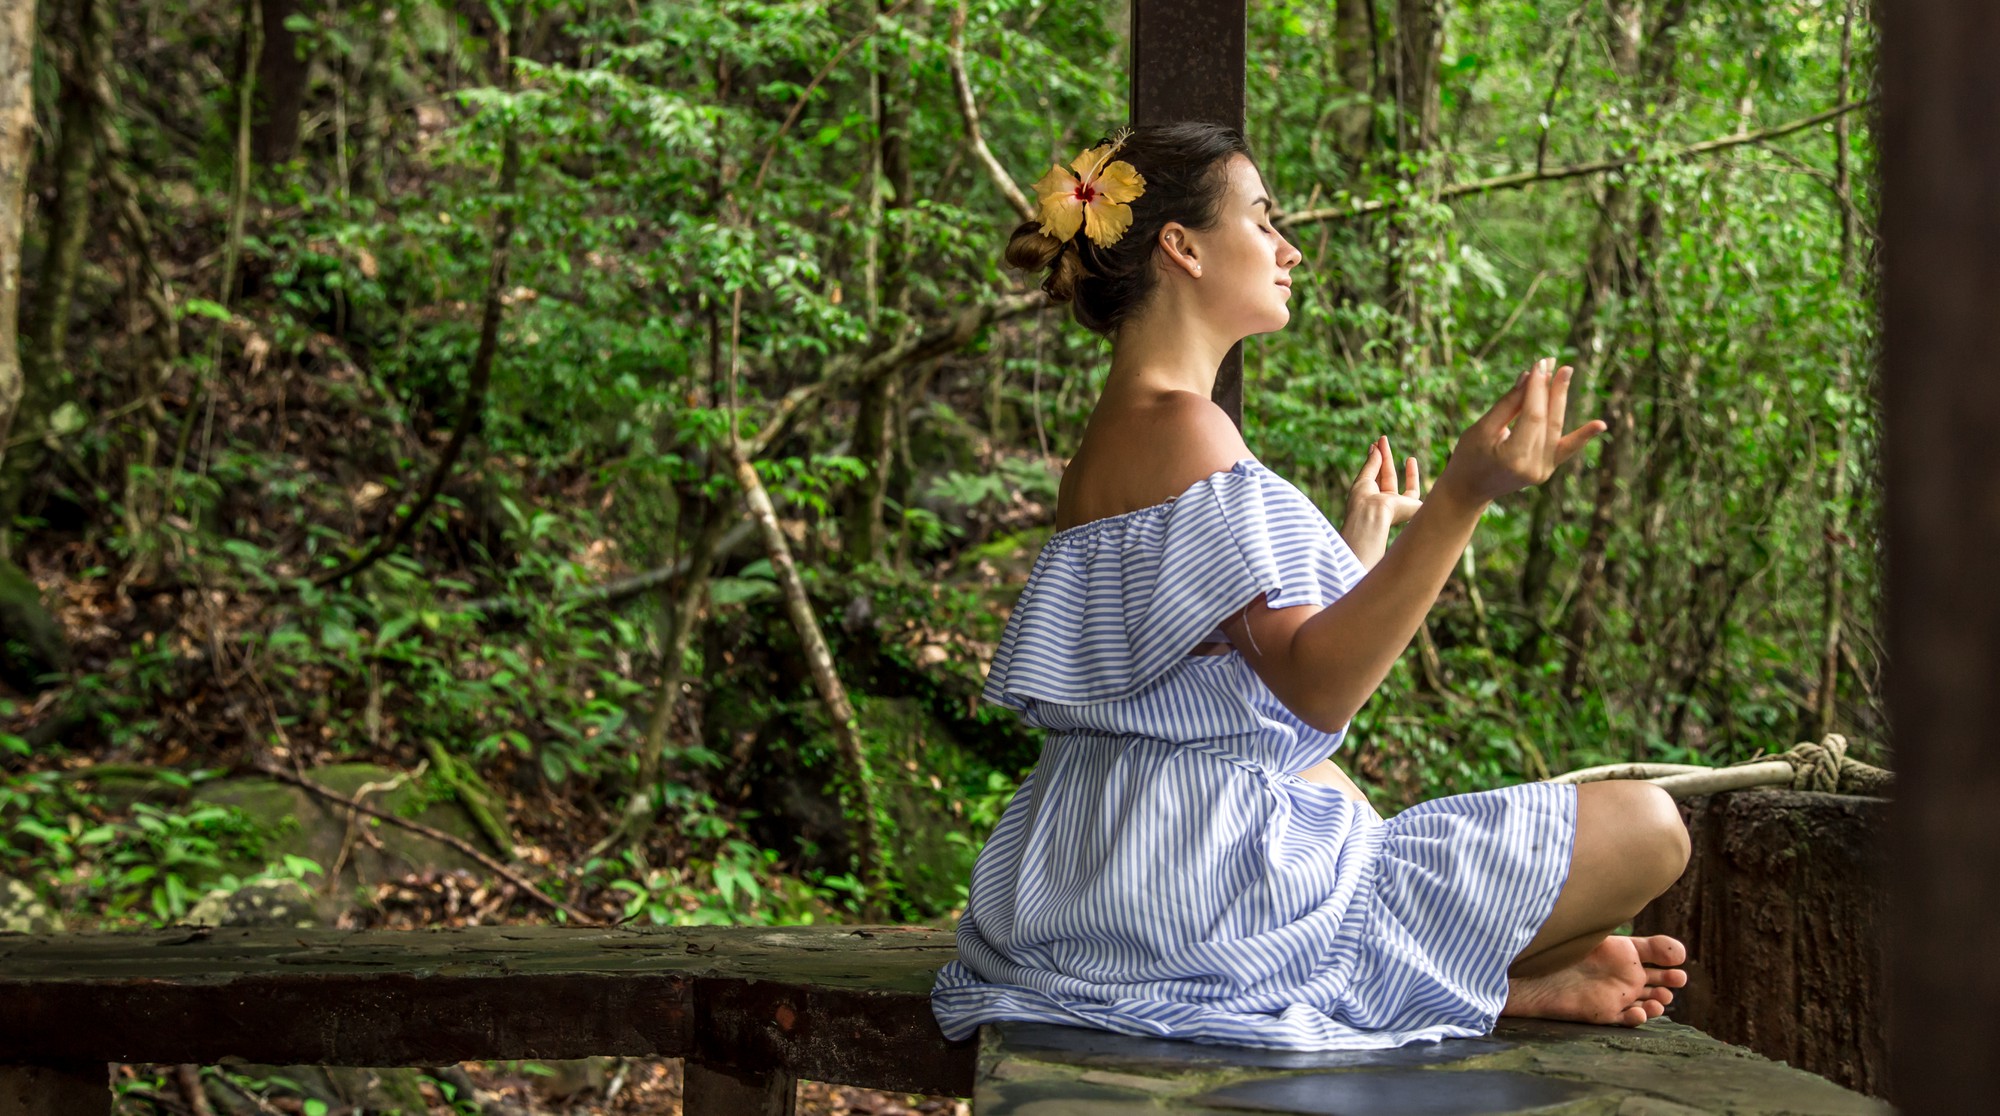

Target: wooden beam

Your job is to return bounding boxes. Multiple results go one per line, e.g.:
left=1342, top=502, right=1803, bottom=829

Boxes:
left=1130, top=0, right=1247, bottom=428
left=0, top=926, right=973, bottom=1097
left=1881, top=1, right=2000, bottom=1112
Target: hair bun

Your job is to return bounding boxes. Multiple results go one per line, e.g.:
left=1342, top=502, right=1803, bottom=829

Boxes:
left=1004, top=221, right=1062, bottom=268
left=1004, top=221, right=1081, bottom=304
left=1043, top=244, right=1083, bottom=303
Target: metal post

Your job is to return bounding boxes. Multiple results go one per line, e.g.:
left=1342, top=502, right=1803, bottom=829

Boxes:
left=1881, top=0, right=2000, bottom=1111
left=1130, top=0, right=1248, bottom=428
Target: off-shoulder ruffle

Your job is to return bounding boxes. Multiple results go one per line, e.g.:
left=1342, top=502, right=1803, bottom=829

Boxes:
left=982, top=460, right=1365, bottom=710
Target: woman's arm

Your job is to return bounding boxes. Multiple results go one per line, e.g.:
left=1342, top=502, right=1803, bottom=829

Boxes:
left=1225, top=361, right=1604, bottom=733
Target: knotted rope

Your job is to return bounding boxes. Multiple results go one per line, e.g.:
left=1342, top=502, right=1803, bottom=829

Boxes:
left=1550, top=734, right=1893, bottom=799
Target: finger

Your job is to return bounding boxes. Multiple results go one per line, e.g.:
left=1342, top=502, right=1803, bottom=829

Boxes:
left=1520, top=358, right=1552, bottom=452
left=1547, top=364, right=1576, bottom=442
left=1353, top=441, right=1383, bottom=486
left=1474, top=365, right=1536, bottom=437
left=1552, top=419, right=1610, bottom=466
left=1378, top=437, right=1398, bottom=493
left=1405, top=456, right=1419, bottom=496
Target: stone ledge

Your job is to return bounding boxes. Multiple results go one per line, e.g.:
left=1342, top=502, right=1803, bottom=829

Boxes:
left=975, top=1017, right=1890, bottom=1115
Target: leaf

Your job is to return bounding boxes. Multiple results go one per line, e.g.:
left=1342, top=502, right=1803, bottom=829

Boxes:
left=283, top=854, right=325, bottom=878
left=375, top=614, right=420, bottom=649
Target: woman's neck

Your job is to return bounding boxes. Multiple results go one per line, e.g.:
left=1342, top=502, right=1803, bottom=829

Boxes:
left=1104, top=294, right=1238, bottom=398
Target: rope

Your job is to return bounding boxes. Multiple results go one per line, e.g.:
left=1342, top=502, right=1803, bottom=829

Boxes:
left=1726, top=733, right=1894, bottom=796
left=1552, top=734, right=1893, bottom=798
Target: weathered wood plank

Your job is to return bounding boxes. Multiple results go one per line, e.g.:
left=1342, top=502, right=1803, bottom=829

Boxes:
left=683, top=1061, right=796, bottom=1116
left=0, top=1065, right=109, bottom=1116
left=0, top=926, right=971, bottom=1096
left=1634, top=790, right=1888, bottom=1097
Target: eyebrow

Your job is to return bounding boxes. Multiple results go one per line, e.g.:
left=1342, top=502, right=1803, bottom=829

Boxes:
left=1253, top=196, right=1272, bottom=211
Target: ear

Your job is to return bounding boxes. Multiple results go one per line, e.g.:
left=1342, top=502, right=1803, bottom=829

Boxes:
left=1157, top=220, right=1201, bottom=279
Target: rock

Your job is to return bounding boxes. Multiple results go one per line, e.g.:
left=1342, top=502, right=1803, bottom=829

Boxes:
left=0, top=877, right=62, bottom=933
left=193, top=763, right=499, bottom=902
left=977, top=1018, right=1889, bottom=1115
left=0, top=559, right=69, bottom=693
left=863, top=697, right=988, bottom=917
left=186, top=877, right=323, bottom=929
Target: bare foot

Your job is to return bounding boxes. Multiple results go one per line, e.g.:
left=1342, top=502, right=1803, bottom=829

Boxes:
left=1502, top=934, right=1688, bottom=1026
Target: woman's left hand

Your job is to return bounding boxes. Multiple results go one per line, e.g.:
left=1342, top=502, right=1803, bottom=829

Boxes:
left=1341, top=436, right=1423, bottom=570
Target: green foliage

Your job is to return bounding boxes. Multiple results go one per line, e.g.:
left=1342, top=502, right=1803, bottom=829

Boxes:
left=9, top=0, right=1882, bottom=931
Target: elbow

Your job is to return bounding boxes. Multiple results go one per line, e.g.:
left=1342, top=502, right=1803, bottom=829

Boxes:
left=1294, top=698, right=1360, bottom=736
left=1301, top=712, right=1356, bottom=736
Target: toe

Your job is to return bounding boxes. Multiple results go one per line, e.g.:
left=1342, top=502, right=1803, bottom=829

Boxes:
left=1644, top=965, right=1689, bottom=989
left=1642, top=985, right=1675, bottom=1006
left=1616, top=1003, right=1649, bottom=1027
left=1642, top=998, right=1666, bottom=1019
left=1633, top=935, right=1687, bottom=967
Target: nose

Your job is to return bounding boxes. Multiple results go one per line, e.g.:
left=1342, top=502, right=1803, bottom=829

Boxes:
left=1278, top=231, right=1302, bottom=270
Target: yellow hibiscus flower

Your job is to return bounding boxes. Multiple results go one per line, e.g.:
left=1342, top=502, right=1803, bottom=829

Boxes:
left=1032, top=135, right=1147, bottom=248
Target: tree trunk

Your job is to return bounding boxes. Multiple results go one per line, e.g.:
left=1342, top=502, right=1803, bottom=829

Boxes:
left=1633, top=791, right=1888, bottom=1097
left=0, top=0, right=33, bottom=483
left=1517, top=0, right=1689, bottom=630
left=253, top=0, right=303, bottom=165
left=25, top=0, right=109, bottom=397
left=1380, top=0, right=1445, bottom=374
left=1813, top=0, right=1863, bottom=739
left=1331, top=0, right=1376, bottom=163
left=1391, top=0, right=1442, bottom=154
left=842, top=0, right=919, bottom=566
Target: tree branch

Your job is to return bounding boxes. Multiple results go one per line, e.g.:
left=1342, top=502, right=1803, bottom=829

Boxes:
left=253, top=761, right=602, bottom=926
left=948, top=4, right=1034, bottom=221
left=725, top=439, right=886, bottom=909
left=1279, top=98, right=1875, bottom=229
left=451, top=519, right=758, bottom=621
left=747, top=290, right=1045, bottom=459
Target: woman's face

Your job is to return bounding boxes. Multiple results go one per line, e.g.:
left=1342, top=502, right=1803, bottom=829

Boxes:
left=1189, top=155, right=1304, bottom=337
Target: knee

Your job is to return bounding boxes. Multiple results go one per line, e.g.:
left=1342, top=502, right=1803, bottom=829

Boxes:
left=1578, top=780, right=1689, bottom=893
left=1630, top=783, right=1690, bottom=887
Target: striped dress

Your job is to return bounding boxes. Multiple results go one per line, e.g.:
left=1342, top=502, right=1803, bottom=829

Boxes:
left=930, top=459, right=1577, bottom=1050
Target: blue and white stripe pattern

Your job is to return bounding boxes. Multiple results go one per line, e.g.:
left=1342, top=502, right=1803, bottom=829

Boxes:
left=931, top=459, right=1578, bottom=1050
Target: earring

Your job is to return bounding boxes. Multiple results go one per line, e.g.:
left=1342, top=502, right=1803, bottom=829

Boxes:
left=1193, top=264, right=1202, bottom=276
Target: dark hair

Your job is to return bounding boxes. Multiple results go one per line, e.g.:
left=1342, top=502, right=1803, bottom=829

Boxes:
left=1005, top=121, right=1253, bottom=336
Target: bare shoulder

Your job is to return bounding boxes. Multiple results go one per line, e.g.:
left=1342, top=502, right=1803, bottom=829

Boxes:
left=1058, top=389, right=1256, bottom=528
left=1146, top=390, right=1254, bottom=480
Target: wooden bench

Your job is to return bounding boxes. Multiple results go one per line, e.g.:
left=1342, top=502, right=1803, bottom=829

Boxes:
left=0, top=925, right=1887, bottom=1116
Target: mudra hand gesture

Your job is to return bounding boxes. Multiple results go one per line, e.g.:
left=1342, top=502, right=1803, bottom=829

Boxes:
left=1437, top=357, right=1607, bottom=506
left=1341, top=436, right=1423, bottom=570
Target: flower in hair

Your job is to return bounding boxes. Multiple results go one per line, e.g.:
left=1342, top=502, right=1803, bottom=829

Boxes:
left=1031, top=130, right=1147, bottom=248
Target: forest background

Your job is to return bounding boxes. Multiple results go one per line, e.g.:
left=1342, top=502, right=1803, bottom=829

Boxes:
left=0, top=0, right=1878, bottom=953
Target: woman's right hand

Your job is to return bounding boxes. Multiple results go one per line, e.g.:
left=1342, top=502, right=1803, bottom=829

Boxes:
left=1435, top=357, right=1607, bottom=506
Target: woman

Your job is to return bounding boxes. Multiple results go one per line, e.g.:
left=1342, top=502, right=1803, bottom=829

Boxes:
left=930, top=122, right=1691, bottom=1050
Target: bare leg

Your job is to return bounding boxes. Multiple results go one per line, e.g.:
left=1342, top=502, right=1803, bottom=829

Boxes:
left=1501, top=781, right=1691, bottom=1025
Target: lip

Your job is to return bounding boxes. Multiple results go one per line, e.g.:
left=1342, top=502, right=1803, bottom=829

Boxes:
left=1276, top=280, right=1293, bottom=291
